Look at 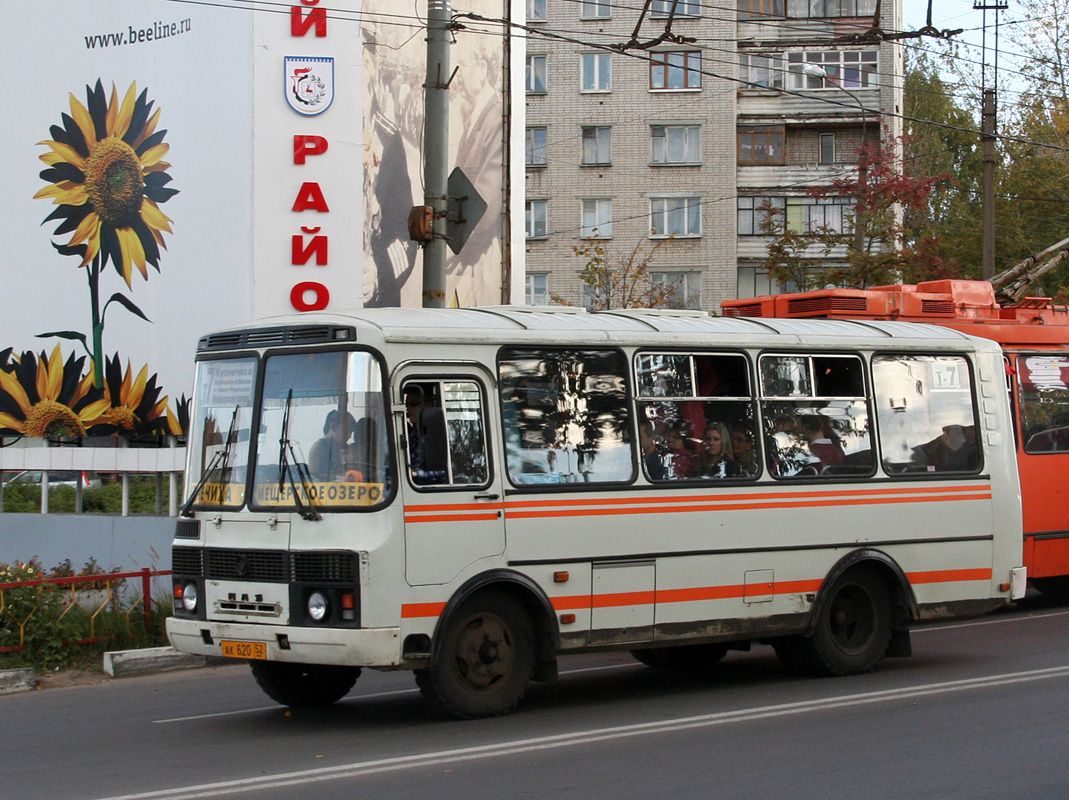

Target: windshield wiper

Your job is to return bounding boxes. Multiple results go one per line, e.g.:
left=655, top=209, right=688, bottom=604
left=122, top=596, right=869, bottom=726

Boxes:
left=279, top=390, right=321, bottom=521
left=181, top=404, right=240, bottom=518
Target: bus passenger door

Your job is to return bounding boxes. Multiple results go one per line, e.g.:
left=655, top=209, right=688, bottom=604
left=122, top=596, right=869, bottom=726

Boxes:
left=396, top=368, right=506, bottom=586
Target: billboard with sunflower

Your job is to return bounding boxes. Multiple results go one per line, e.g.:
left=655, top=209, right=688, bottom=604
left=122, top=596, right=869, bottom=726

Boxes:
left=3, top=0, right=516, bottom=441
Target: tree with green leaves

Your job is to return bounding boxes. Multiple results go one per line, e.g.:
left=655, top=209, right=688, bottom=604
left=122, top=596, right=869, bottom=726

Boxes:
left=561, top=237, right=692, bottom=309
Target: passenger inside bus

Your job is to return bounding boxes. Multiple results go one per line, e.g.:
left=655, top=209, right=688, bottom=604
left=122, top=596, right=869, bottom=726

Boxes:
left=404, top=385, right=447, bottom=485
left=800, top=415, right=845, bottom=472
left=638, top=418, right=667, bottom=480
left=914, top=424, right=979, bottom=472
left=308, top=410, right=358, bottom=481
left=664, top=423, right=696, bottom=478
left=694, top=422, right=743, bottom=478
left=731, top=422, right=758, bottom=475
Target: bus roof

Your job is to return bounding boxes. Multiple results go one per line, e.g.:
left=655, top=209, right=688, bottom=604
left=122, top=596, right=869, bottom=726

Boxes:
left=721, top=280, right=1069, bottom=349
left=198, top=304, right=993, bottom=354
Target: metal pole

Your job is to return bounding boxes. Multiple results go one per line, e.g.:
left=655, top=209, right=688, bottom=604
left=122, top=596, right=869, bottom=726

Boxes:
left=982, top=89, right=997, bottom=280
left=422, top=0, right=452, bottom=308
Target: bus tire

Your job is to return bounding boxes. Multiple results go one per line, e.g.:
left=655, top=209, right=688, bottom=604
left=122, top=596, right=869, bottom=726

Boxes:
left=779, top=567, right=892, bottom=677
left=249, top=661, right=360, bottom=707
left=416, top=591, right=535, bottom=719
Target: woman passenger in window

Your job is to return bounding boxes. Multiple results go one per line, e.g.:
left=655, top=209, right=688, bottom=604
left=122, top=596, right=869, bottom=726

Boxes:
left=731, top=423, right=758, bottom=475
left=695, top=421, right=743, bottom=478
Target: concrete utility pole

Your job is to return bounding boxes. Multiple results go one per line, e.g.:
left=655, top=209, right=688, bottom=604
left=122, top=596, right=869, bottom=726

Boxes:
left=982, top=88, right=997, bottom=280
left=422, top=0, right=453, bottom=308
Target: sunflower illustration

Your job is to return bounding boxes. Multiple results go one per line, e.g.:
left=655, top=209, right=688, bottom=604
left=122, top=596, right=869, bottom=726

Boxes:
left=0, top=347, right=109, bottom=438
left=34, top=80, right=178, bottom=289
left=91, top=355, right=170, bottom=435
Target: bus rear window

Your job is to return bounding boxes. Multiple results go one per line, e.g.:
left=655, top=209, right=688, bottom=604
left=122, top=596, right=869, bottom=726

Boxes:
left=872, top=355, right=980, bottom=474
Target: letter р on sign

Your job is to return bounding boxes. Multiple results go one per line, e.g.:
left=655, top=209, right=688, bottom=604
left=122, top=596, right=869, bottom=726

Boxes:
left=446, top=167, right=487, bottom=255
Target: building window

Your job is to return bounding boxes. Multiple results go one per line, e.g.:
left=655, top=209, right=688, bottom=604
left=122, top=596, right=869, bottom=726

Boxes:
left=787, top=196, right=854, bottom=234
left=581, top=0, right=611, bottom=19
left=650, top=51, right=702, bottom=90
left=581, top=53, right=612, bottom=92
left=739, top=0, right=785, bottom=18
left=651, top=0, right=700, bottom=15
left=651, top=272, right=701, bottom=309
left=737, top=125, right=785, bottom=164
left=819, top=133, right=836, bottom=164
left=526, top=200, right=547, bottom=238
left=527, top=0, right=547, bottom=21
left=738, top=196, right=786, bottom=235
left=581, top=126, right=612, bottom=165
left=740, top=53, right=785, bottom=89
left=650, top=197, right=701, bottom=237
left=526, top=55, right=547, bottom=94
left=786, top=0, right=876, bottom=19
left=651, top=124, right=701, bottom=164
left=786, top=50, right=877, bottom=90
left=526, top=127, right=547, bottom=166
left=526, top=273, right=549, bottom=305
left=581, top=198, right=613, bottom=238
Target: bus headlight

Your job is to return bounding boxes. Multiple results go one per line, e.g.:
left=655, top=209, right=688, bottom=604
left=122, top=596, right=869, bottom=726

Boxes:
left=181, top=582, right=199, bottom=613
left=307, top=591, right=329, bottom=622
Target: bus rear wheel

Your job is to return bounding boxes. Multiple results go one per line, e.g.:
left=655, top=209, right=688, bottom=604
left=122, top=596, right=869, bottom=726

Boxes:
left=776, top=567, right=892, bottom=677
left=250, top=661, right=360, bottom=707
left=416, top=591, right=535, bottom=719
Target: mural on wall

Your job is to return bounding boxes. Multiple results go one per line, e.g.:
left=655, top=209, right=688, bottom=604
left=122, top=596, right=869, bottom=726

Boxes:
left=0, top=80, right=183, bottom=439
left=362, top=1, right=508, bottom=308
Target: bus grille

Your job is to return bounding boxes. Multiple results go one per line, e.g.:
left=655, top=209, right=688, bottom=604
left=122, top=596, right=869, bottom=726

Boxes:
left=171, top=546, right=357, bottom=585
left=198, top=325, right=355, bottom=351
left=292, top=552, right=357, bottom=584
left=172, top=546, right=204, bottom=576
left=206, top=549, right=288, bottom=582
left=787, top=296, right=868, bottom=315
left=174, top=518, right=201, bottom=539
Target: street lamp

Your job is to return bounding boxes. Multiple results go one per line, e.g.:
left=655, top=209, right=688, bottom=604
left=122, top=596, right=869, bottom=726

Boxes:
left=802, top=62, right=868, bottom=252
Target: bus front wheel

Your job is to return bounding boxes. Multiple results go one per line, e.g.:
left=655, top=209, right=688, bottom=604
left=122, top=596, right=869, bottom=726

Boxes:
left=775, top=567, right=892, bottom=677
left=416, top=591, right=535, bottom=719
left=250, top=661, right=360, bottom=707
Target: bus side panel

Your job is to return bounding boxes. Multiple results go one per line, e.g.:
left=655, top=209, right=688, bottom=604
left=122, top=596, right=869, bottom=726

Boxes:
left=1017, top=452, right=1069, bottom=578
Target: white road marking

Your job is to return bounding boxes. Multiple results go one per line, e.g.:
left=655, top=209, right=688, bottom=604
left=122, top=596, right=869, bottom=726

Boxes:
left=112, top=664, right=1069, bottom=800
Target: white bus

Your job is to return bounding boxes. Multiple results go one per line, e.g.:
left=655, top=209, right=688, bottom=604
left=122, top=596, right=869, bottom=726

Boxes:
left=166, top=307, right=1025, bottom=718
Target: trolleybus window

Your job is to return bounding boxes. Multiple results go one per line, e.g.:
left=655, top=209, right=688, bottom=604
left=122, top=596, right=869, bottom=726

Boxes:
left=760, top=354, right=874, bottom=478
left=402, top=379, right=489, bottom=487
left=187, top=357, right=257, bottom=508
left=499, top=348, right=631, bottom=485
left=251, top=350, right=391, bottom=511
left=634, top=352, right=757, bottom=479
left=872, top=355, right=980, bottom=474
left=1018, top=355, right=1069, bottom=453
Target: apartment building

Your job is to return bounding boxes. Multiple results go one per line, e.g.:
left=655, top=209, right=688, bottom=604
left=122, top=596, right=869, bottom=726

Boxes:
left=523, top=0, right=903, bottom=309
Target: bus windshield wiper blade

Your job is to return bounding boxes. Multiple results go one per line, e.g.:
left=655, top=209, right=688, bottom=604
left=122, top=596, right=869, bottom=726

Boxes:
left=181, top=404, right=240, bottom=518
left=278, top=390, right=321, bottom=521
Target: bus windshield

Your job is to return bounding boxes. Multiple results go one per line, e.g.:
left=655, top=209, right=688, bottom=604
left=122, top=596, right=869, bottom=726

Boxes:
left=187, top=350, right=392, bottom=512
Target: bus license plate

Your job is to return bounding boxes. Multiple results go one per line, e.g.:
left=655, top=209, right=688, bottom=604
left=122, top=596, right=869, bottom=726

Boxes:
left=221, top=640, right=267, bottom=660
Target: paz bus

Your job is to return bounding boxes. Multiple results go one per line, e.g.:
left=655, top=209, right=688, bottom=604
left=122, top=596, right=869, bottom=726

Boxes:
left=723, top=279, right=1069, bottom=596
left=166, top=305, right=1025, bottom=718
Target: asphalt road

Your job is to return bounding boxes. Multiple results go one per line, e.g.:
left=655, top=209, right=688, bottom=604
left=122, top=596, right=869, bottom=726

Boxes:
left=5, top=594, right=1069, bottom=800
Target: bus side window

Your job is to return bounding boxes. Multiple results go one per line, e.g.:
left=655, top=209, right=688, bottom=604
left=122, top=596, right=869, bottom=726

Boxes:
left=499, top=348, right=631, bottom=485
left=1018, top=355, right=1069, bottom=454
left=760, top=354, right=874, bottom=479
left=872, top=355, right=981, bottom=474
left=404, top=380, right=489, bottom=488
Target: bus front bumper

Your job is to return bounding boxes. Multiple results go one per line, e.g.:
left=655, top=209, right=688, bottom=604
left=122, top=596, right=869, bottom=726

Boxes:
left=166, top=617, right=402, bottom=667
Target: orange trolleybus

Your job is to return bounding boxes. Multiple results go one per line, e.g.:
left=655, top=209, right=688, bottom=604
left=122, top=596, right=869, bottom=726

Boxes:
left=724, top=279, right=1068, bottom=594
left=167, top=305, right=1024, bottom=718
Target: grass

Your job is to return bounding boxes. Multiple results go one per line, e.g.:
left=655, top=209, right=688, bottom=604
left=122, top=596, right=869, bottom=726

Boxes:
left=1, top=475, right=183, bottom=514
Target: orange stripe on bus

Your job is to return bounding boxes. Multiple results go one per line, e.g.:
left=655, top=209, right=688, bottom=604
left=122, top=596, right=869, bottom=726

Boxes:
left=503, top=484, right=989, bottom=511
left=505, top=492, right=991, bottom=520
left=905, top=568, right=992, bottom=584
left=401, top=601, right=448, bottom=618
left=404, top=512, right=502, bottom=524
left=405, top=502, right=506, bottom=513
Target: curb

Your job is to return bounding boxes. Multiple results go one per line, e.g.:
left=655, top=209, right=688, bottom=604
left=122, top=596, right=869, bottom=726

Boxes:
left=0, top=668, right=36, bottom=695
left=103, top=645, right=208, bottom=678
